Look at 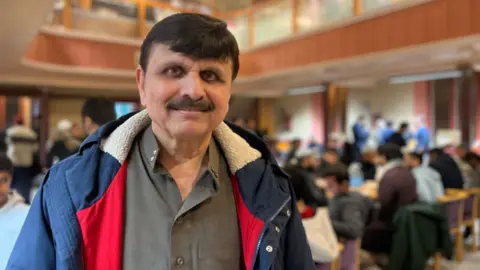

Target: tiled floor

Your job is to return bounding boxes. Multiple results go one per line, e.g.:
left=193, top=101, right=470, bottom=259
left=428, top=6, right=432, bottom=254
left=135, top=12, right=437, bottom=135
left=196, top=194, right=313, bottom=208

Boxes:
left=442, top=252, right=480, bottom=270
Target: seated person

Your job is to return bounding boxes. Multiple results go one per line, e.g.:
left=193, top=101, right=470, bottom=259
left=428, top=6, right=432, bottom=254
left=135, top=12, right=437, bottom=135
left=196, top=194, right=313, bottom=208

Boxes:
left=362, top=143, right=417, bottom=255
left=0, top=153, right=29, bottom=269
left=404, top=152, right=444, bottom=203
left=464, top=151, right=480, bottom=187
left=429, top=148, right=464, bottom=189
left=317, top=148, right=345, bottom=175
left=323, top=164, right=372, bottom=240
left=285, top=152, right=328, bottom=209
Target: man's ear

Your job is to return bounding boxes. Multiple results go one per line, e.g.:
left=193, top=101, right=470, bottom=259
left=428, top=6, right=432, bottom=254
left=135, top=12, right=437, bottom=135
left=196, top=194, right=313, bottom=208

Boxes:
left=137, top=66, right=147, bottom=107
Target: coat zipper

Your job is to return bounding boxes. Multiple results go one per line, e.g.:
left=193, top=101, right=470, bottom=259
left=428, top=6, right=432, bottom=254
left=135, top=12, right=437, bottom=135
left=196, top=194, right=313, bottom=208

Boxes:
left=250, top=196, right=291, bottom=270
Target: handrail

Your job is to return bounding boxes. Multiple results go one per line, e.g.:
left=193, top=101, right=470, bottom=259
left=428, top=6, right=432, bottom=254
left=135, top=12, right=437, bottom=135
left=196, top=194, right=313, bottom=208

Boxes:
left=61, top=0, right=412, bottom=49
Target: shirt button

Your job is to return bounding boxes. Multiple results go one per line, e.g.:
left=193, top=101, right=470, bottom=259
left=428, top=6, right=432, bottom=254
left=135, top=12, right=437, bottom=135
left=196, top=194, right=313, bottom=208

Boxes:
left=175, top=257, right=184, bottom=266
left=153, top=149, right=158, bottom=155
left=150, top=156, right=155, bottom=162
left=266, top=245, right=273, bottom=252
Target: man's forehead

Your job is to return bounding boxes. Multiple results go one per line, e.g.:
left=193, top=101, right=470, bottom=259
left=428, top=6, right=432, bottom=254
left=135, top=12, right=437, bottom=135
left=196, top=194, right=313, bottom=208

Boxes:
left=149, top=44, right=232, bottom=68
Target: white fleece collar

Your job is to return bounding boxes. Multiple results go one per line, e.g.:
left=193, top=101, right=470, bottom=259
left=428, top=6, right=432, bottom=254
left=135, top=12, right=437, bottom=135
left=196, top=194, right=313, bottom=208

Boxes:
left=103, top=110, right=262, bottom=174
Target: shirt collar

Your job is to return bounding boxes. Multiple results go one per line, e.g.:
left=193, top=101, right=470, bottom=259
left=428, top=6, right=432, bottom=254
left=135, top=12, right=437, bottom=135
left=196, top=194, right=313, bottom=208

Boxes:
left=140, top=125, right=220, bottom=184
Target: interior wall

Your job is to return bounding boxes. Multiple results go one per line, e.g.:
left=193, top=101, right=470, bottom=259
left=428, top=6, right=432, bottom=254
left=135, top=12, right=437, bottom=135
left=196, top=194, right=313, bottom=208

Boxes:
left=273, top=94, right=313, bottom=140
left=49, top=98, right=85, bottom=130
left=346, top=82, right=414, bottom=140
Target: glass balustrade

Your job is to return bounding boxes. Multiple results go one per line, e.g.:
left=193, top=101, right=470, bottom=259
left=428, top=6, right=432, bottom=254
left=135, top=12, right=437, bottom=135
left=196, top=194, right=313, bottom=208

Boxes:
left=362, top=0, right=408, bottom=12
left=297, top=0, right=354, bottom=33
left=253, top=0, right=293, bottom=47
left=226, top=16, right=250, bottom=50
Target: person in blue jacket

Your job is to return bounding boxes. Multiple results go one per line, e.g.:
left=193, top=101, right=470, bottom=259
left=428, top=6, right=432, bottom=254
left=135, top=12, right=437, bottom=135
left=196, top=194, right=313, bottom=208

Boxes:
left=7, top=13, right=314, bottom=270
left=414, top=117, right=431, bottom=152
left=380, top=121, right=395, bottom=145
left=353, top=115, right=370, bottom=157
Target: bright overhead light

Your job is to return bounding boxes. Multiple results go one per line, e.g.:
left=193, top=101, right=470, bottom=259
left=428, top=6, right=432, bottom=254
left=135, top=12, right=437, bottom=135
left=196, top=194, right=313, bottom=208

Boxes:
left=389, top=70, right=462, bottom=84
left=286, top=85, right=326, bottom=95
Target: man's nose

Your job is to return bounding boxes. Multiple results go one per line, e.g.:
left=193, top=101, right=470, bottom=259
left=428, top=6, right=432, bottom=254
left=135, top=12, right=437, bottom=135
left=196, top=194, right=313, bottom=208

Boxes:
left=180, top=72, right=206, bottom=100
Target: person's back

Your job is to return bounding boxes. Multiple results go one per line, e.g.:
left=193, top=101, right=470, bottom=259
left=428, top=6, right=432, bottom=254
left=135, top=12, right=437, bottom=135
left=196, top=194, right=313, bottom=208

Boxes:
left=429, top=151, right=464, bottom=189
left=411, top=166, right=444, bottom=203
left=323, top=165, right=372, bottom=240
left=329, top=191, right=372, bottom=239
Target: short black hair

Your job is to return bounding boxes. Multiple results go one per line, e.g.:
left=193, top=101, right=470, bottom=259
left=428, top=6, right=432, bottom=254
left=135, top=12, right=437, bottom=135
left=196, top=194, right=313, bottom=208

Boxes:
left=429, top=148, right=444, bottom=156
left=324, top=148, right=339, bottom=155
left=406, top=152, right=423, bottom=163
left=400, top=122, right=409, bottom=130
left=0, top=153, right=13, bottom=174
left=140, top=13, right=240, bottom=80
left=378, top=143, right=403, bottom=161
left=386, top=121, right=393, bottom=127
left=464, top=152, right=480, bottom=163
left=81, top=98, right=117, bottom=126
left=322, top=164, right=349, bottom=184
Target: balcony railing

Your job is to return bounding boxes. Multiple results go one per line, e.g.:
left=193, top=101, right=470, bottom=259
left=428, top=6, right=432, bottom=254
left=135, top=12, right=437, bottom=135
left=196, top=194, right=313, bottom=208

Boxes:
left=59, top=0, right=414, bottom=49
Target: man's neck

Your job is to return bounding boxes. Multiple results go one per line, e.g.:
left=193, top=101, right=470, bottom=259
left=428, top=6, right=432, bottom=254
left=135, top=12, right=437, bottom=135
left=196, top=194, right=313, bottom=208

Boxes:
left=0, top=197, right=7, bottom=209
left=152, top=125, right=212, bottom=199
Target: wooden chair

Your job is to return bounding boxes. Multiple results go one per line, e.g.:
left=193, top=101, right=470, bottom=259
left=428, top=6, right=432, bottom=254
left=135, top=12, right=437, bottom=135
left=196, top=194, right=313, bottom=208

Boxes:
left=436, top=191, right=468, bottom=264
left=447, top=188, right=480, bottom=252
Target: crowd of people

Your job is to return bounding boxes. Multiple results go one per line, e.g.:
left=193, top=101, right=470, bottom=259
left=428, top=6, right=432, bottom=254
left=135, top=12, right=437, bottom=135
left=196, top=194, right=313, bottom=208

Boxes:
left=0, top=97, right=117, bottom=269
left=271, top=114, right=480, bottom=268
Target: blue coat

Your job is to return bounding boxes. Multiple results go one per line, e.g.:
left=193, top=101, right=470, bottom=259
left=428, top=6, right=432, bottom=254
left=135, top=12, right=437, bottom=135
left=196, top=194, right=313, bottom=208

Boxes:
left=7, top=110, right=314, bottom=270
left=353, top=123, right=369, bottom=150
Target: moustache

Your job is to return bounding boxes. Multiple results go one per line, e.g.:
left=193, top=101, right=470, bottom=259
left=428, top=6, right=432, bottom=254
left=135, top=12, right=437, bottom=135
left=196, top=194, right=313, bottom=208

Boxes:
left=165, top=97, right=215, bottom=112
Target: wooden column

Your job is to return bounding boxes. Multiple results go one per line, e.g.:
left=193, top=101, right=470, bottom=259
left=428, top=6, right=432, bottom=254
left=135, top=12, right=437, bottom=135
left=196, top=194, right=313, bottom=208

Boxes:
left=63, top=0, right=72, bottom=29
left=291, top=0, right=299, bottom=34
left=0, top=97, right=6, bottom=130
left=258, top=98, right=275, bottom=136
left=39, top=91, right=49, bottom=168
left=247, top=12, right=255, bottom=48
left=78, top=0, right=92, bottom=10
left=353, top=0, right=362, bottom=16
left=457, top=65, right=476, bottom=146
left=18, top=97, right=32, bottom=128
left=138, top=0, right=147, bottom=37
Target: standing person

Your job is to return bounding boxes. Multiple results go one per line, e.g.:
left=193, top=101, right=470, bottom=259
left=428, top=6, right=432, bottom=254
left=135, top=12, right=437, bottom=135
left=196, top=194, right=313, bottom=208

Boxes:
left=5, top=118, right=41, bottom=203
left=47, top=120, right=81, bottom=167
left=414, top=116, right=431, bottom=152
left=0, top=153, right=29, bottom=269
left=81, top=97, right=117, bottom=136
left=8, top=13, right=314, bottom=270
left=352, top=115, right=369, bottom=156
left=404, top=152, right=444, bottom=204
left=380, top=121, right=394, bottom=145
left=387, top=122, right=409, bottom=148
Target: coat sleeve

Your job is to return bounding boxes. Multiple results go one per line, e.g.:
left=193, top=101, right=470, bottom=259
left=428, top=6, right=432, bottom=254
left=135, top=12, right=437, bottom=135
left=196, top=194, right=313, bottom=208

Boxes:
left=7, top=177, right=56, bottom=269
left=331, top=202, right=365, bottom=239
left=283, top=184, right=316, bottom=270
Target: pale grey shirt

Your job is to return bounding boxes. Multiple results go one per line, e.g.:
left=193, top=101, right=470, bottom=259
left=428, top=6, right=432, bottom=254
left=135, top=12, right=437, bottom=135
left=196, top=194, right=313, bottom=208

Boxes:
left=123, top=126, right=242, bottom=270
left=412, top=166, right=444, bottom=204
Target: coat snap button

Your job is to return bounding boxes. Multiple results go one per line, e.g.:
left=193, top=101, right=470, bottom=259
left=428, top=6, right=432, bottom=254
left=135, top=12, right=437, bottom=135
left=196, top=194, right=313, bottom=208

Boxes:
left=286, top=210, right=291, bottom=217
left=275, top=226, right=280, bottom=233
left=266, top=245, right=273, bottom=252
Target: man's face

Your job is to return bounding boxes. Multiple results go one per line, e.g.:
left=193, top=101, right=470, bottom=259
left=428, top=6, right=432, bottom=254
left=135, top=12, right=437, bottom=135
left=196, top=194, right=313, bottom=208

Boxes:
left=374, top=154, right=387, bottom=166
left=456, top=147, right=467, bottom=159
left=403, top=154, right=418, bottom=169
left=0, top=171, right=12, bottom=205
left=325, top=176, right=340, bottom=195
left=323, top=152, right=338, bottom=165
left=137, top=44, right=232, bottom=139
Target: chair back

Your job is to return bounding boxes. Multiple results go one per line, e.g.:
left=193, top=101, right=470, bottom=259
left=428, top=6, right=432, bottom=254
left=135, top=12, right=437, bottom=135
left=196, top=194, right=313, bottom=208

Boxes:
left=437, top=192, right=468, bottom=234
left=340, top=239, right=360, bottom=270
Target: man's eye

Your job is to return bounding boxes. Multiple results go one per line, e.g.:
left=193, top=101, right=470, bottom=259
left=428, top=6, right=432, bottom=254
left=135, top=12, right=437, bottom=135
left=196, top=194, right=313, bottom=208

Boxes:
left=200, top=70, right=220, bottom=82
left=164, top=66, right=185, bottom=78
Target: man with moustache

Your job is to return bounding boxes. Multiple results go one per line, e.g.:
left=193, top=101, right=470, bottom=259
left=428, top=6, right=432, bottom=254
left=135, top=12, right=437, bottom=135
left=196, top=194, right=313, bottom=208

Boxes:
left=8, top=13, right=314, bottom=270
